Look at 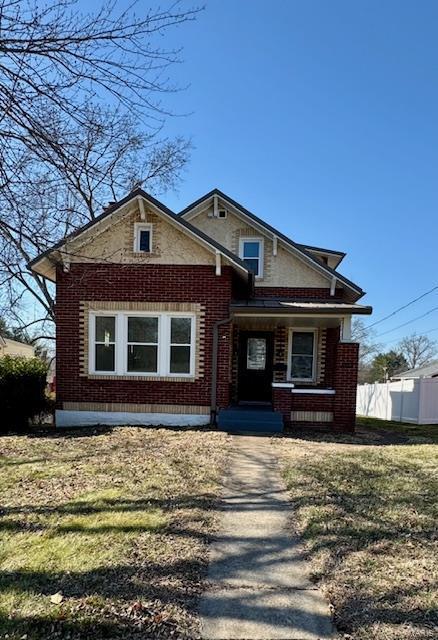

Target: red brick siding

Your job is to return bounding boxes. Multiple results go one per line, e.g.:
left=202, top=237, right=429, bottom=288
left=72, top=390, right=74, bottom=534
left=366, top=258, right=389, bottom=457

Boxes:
left=56, top=264, right=233, bottom=410
left=272, top=388, right=292, bottom=425
left=291, top=394, right=335, bottom=413
left=333, top=342, right=359, bottom=432
left=323, top=327, right=340, bottom=387
left=254, top=287, right=346, bottom=299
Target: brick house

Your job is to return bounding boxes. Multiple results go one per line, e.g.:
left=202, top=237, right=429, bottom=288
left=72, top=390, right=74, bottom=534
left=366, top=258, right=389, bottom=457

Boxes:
left=29, top=188, right=372, bottom=432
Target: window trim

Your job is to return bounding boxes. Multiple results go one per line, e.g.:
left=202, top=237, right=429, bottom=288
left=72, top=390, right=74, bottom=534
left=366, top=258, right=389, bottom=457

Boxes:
left=133, top=222, right=153, bottom=253
left=238, top=237, right=264, bottom=279
left=89, top=311, right=196, bottom=378
left=287, top=328, right=318, bottom=383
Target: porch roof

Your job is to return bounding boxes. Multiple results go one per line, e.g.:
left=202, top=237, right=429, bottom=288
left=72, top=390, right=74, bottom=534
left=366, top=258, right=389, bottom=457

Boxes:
left=231, top=299, right=372, bottom=315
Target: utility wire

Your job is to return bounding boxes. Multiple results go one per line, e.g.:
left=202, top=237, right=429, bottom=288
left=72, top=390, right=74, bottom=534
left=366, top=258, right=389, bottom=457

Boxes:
left=366, top=284, right=438, bottom=329
left=385, top=325, right=438, bottom=345
left=375, top=306, right=438, bottom=338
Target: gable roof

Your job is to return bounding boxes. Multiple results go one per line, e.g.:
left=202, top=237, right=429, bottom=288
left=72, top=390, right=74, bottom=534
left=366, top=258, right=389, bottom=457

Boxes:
left=28, top=188, right=253, bottom=282
left=393, top=360, right=438, bottom=379
left=178, top=188, right=364, bottom=299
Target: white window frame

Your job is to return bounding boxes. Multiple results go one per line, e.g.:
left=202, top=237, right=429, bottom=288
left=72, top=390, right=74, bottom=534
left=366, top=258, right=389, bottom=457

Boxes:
left=239, top=237, right=264, bottom=279
left=133, top=222, right=153, bottom=253
left=88, top=311, right=196, bottom=378
left=287, top=328, right=318, bottom=383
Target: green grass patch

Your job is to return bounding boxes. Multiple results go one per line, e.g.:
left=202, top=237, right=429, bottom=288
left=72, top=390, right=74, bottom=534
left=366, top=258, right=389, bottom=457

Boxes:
left=279, top=437, right=438, bottom=640
left=0, top=426, right=227, bottom=639
left=357, top=416, right=438, bottom=441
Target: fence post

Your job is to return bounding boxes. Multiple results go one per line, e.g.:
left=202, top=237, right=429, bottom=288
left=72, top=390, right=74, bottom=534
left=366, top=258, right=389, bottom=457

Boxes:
left=399, top=379, right=404, bottom=423
left=417, top=378, right=424, bottom=425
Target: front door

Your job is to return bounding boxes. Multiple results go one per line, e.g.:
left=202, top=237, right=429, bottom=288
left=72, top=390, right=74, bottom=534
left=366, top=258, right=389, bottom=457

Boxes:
left=238, top=331, right=274, bottom=402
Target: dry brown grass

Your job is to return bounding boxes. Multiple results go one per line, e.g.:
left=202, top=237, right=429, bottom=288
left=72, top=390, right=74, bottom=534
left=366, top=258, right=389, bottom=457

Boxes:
left=277, top=426, right=438, bottom=640
left=0, top=426, right=228, bottom=639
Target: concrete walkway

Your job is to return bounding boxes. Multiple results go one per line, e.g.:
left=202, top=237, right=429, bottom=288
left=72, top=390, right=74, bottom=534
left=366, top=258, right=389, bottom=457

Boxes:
left=199, top=436, right=335, bottom=640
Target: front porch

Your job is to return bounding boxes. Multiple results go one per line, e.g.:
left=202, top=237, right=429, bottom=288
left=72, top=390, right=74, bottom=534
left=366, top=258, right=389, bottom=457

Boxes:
left=222, top=298, right=369, bottom=432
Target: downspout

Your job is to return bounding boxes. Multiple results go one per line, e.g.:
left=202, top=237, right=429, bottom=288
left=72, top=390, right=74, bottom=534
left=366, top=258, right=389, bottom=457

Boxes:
left=210, top=315, right=232, bottom=426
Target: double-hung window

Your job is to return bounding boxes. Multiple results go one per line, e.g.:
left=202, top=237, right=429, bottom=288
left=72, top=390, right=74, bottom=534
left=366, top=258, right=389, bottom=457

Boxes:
left=288, top=330, right=316, bottom=381
left=90, top=312, right=195, bottom=377
left=127, top=316, right=159, bottom=373
left=239, top=238, right=263, bottom=277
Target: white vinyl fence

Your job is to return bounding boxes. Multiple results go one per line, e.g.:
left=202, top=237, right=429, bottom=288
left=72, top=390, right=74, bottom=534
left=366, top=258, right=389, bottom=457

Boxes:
left=357, top=378, right=438, bottom=425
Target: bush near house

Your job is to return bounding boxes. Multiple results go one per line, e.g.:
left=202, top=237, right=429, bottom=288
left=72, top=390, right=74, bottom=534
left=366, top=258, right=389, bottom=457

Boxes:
left=0, top=356, right=48, bottom=430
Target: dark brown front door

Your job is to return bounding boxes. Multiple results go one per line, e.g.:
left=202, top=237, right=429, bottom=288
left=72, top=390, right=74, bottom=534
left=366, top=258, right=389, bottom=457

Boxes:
left=238, top=331, right=274, bottom=402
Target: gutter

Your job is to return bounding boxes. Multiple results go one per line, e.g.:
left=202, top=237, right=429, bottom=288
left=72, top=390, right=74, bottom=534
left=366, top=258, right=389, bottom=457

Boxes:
left=210, top=315, right=232, bottom=426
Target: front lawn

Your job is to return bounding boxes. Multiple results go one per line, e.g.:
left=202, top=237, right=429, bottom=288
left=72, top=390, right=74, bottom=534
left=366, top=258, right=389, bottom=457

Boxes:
left=0, top=426, right=228, bottom=639
left=357, top=416, right=438, bottom=442
left=277, top=426, right=438, bottom=640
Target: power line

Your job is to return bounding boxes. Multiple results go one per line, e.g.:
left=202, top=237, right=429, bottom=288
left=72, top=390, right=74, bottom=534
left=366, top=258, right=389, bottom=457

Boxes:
left=366, top=284, right=438, bottom=329
left=385, top=326, right=438, bottom=345
left=375, top=306, right=438, bottom=338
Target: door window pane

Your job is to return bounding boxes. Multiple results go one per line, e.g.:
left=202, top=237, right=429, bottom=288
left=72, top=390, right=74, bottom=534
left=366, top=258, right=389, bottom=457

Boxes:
left=171, top=317, right=191, bottom=344
left=128, top=317, right=158, bottom=343
left=127, top=345, right=157, bottom=372
left=95, top=344, right=115, bottom=371
left=170, top=345, right=191, bottom=373
left=247, top=338, right=266, bottom=370
left=95, top=316, right=115, bottom=343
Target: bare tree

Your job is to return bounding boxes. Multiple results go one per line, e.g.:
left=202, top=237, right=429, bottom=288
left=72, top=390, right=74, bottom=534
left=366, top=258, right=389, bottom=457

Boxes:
left=351, top=318, right=381, bottom=383
left=0, top=0, right=199, bottom=342
left=398, top=334, right=437, bottom=369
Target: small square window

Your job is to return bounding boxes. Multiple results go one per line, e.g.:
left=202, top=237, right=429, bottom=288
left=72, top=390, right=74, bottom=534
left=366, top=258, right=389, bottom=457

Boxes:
left=218, top=209, right=227, bottom=219
left=134, top=224, right=152, bottom=253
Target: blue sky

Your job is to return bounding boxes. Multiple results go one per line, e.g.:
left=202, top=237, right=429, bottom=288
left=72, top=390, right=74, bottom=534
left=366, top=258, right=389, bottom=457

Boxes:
left=98, top=1, right=438, bottom=350
left=160, top=0, right=438, bottom=350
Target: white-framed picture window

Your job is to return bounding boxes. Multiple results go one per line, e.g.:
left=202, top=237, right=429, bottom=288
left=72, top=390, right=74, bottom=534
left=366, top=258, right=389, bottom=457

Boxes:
left=89, top=311, right=195, bottom=377
left=287, top=329, right=317, bottom=382
left=239, top=238, right=264, bottom=278
left=134, top=223, right=152, bottom=253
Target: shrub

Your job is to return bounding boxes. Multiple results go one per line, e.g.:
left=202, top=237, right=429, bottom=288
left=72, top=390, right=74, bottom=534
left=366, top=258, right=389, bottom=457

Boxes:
left=0, top=356, right=49, bottom=431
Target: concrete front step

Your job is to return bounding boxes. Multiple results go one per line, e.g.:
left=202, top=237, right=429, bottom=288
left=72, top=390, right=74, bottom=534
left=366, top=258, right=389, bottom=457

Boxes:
left=218, top=408, right=284, bottom=433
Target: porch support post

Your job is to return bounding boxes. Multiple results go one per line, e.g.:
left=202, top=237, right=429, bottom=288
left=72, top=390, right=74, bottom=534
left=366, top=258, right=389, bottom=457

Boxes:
left=210, top=316, right=232, bottom=426
left=341, top=315, right=352, bottom=341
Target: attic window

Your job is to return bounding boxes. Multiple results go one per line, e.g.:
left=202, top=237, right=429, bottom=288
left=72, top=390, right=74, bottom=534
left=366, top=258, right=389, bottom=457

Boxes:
left=217, top=209, right=227, bottom=219
left=239, top=238, right=264, bottom=278
left=134, top=223, right=152, bottom=253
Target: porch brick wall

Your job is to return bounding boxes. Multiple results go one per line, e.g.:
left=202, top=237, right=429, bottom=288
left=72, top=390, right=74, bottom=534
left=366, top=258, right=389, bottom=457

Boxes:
left=56, top=263, right=233, bottom=411
left=333, top=341, right=359, bottom=431
left=272, top=388, right=292, bottom=425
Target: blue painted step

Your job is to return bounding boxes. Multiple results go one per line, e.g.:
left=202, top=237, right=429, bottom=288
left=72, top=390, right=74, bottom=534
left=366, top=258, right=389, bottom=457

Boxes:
left=217, top=408, right=283, bottom=434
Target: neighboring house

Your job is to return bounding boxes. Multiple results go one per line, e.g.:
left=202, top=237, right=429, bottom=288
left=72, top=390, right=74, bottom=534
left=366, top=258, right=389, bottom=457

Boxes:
left=0, top=335, right=35, bottom=358
left=29, top=188, right=372, bottom=432
left=392, top=360, right=438, bottom=380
